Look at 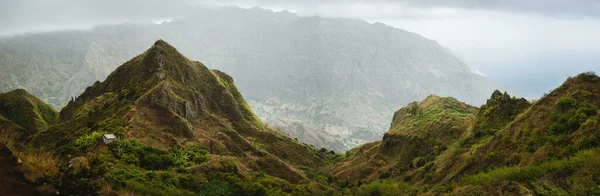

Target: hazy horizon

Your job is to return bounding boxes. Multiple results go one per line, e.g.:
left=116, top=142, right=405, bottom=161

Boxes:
left=1, top=0, right=599, bottom=98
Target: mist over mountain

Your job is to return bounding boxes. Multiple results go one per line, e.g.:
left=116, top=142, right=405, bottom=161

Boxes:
left=0, top=6, right=500, bottom=151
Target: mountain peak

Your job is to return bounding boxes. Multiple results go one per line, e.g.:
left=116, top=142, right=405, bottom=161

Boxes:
left=61, top=40, right=201, bottom=121
left=147, top=39, right=184, bottom=59
left=153, top=39, right=169, bottom=47
left=47, top=41, right=325, bottom=185
left=0, top=89, right=58, bottom=133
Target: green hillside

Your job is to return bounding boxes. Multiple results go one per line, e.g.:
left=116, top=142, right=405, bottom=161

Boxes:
left=330, top=72, right=600, bottom=195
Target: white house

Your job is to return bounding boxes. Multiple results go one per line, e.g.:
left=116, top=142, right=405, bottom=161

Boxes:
left=103, top=133, right=117, bottom=144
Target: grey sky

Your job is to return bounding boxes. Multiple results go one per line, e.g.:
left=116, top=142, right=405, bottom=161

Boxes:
left=1, top=0, right=599, bottom=97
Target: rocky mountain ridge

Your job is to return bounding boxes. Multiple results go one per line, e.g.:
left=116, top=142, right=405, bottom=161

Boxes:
left=0, top=6, right=501, bottom=151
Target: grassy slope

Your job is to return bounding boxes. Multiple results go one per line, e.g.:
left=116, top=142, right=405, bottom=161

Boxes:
left=331, top=95, right=477, bottom=185
left=0, top=89, right=58, bottom=133
left=446, top=72, right=600, bottom=195
left=331, top=72, right=600, bottom=195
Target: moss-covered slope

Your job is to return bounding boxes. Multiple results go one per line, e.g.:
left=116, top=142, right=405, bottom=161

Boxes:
left=0, top=89, right=58, bottom=133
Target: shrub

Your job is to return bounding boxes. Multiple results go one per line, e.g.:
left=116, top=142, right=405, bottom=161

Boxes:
left=557, top=97, right=576, bottom=110
left=579, top=71, right=599, bottom=82
left=547, top=102, right=596, bottom=138
left=75, top=132, right=103, bottom=150
left=187, top=145, right=210, bottom=164
left=339, top=180, right=350, bottom=188
left=198, top=179, right=238, bottom=196
left=112, top=139, right=210, bottom=170
left=168, top=149, right=191, bottom=167
left=460, top=148, right=600, bottom=186
left=355, top=180, right=416, bottom=196
left=164, top=177, right=181, bottom=187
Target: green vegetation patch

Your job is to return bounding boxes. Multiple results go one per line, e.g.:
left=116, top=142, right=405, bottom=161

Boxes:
left=459, top=148, right=600, bottom=195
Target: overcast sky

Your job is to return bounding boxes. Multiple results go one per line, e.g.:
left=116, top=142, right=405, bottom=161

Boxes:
left=1, top=0, right=599, bottom=97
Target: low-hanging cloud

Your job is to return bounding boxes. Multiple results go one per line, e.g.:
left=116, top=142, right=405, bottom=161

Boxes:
left=0, top=0, right=598, bottom=97
left=198, top=0, right=600, bottom=18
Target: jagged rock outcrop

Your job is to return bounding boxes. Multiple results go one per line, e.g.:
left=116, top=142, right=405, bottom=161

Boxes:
left=472, top=90, right=531, bottom=137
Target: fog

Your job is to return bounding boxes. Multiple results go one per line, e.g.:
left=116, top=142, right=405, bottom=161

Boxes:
left=1, top=0, right=599, bottom=97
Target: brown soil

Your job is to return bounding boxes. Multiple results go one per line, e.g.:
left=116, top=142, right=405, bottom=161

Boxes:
left=0, top=144, right=39, bottom=196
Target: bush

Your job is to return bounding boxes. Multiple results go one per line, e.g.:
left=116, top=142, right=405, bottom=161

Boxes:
left=187, top=145, right=210, bottom=164
left=557, top=97, right=576, bottom=110
left=75, top=132, right=103, bottom=151
left=164, top=177, right=181, bottom=187
left=198, top=179, right=238, bottom=196
left=355, top=180, right=416, bottom=196
left=460, top=148, right=600, bottom=186
left=339, top=180, right=350, bottom=188
left=578, top=71, right=599, bottom=82
left=412, top=157, right=426, bottom=168
left=547, top=102, right=596, bottom=137
left=168, top=149, right=191, bottom=167
left=112, top=139, right=211, bottom=170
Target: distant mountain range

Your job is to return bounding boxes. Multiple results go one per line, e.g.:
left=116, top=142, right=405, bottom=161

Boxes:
left=0, top=6, right=501, bottom=151
left=0, top=38, right=598, bottom=195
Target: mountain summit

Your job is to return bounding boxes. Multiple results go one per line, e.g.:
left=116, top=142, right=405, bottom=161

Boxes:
left=18, top=40, right=330, bottom=195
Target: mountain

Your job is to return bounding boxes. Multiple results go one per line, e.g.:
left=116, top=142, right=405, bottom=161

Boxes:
left=331, top=95, right=478, bottom=184
left=0, top=6, right=501, bottom=151
left=0, top=89, right=58, bottom=133
left=1, top=40, right=338, bottom=195
left=330, top=72, right=600, bottom=195
left=0, top=40, right=598, bottom=195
